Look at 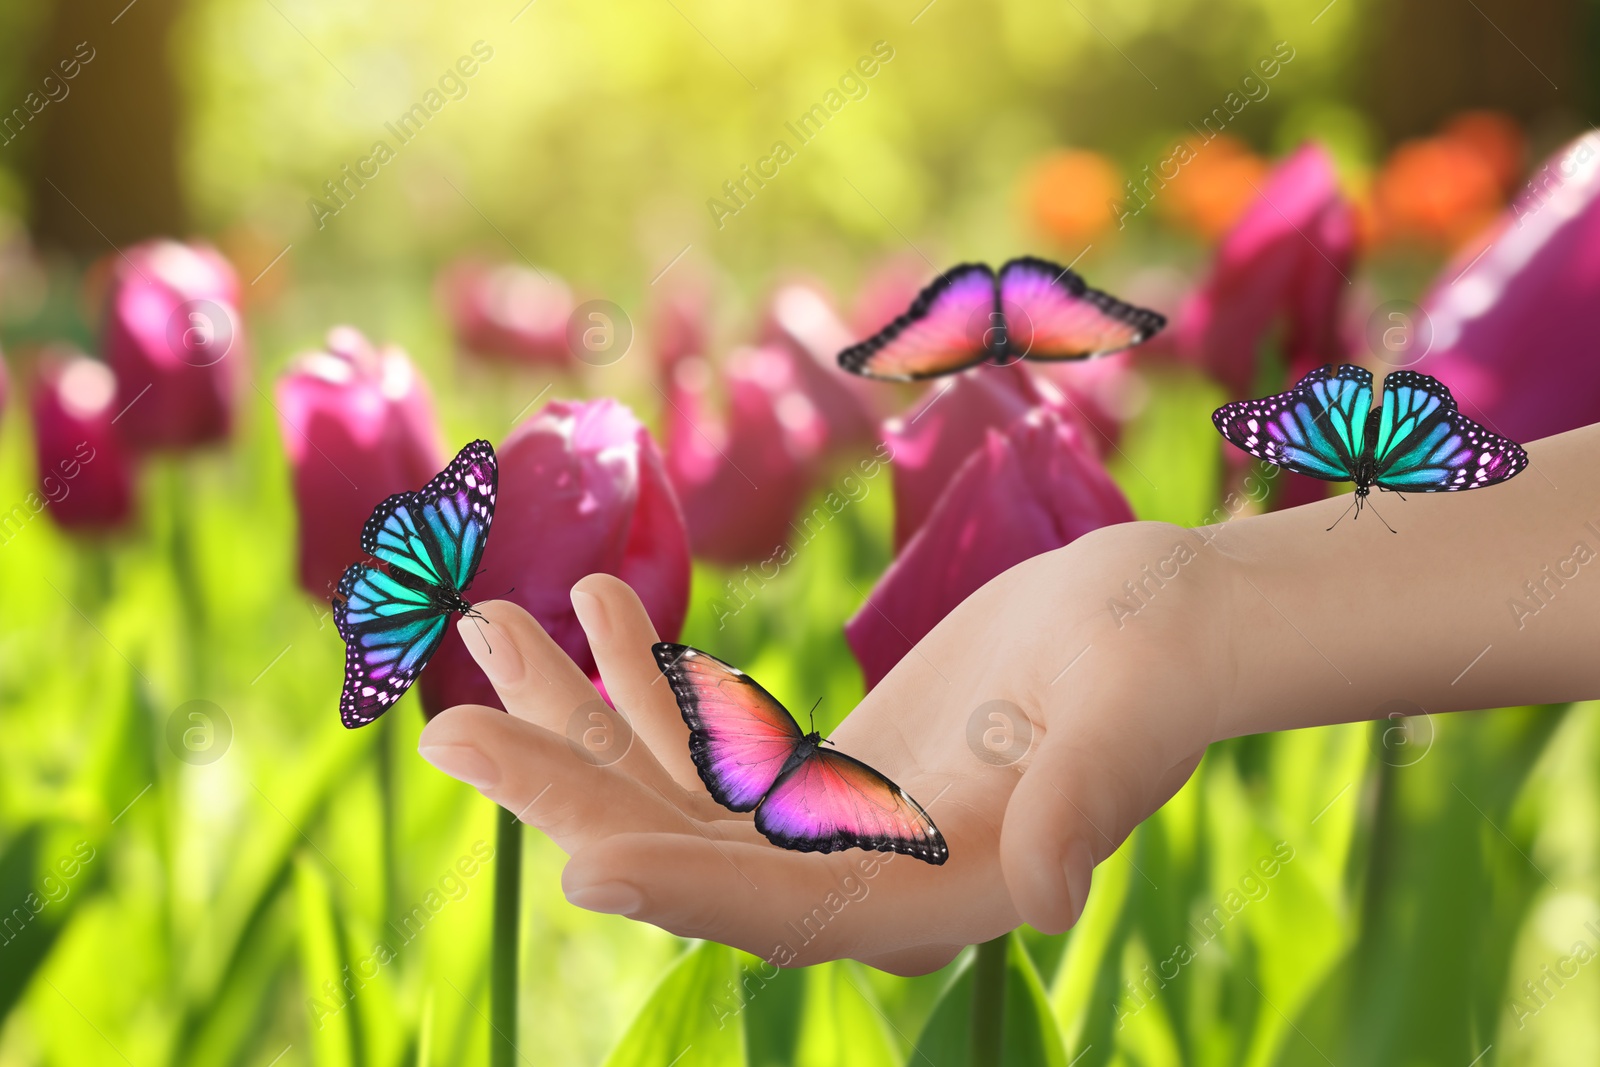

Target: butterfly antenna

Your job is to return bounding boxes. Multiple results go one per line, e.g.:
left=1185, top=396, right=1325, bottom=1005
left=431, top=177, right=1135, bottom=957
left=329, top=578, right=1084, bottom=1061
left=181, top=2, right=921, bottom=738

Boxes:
left=1326, top=495, right=1358, bottom=532
left=1366, top=497, right=1399, bottom=534
left=806, top=696, right=823, bottom=735
left=470, top=614, right=494, bottom=654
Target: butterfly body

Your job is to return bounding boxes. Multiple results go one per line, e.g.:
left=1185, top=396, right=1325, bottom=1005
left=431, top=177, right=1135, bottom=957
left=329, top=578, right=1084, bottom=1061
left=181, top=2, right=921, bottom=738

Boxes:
left=838, top=256, right=1165, bottom=381
left=655, top=643, right=949, bottom=865
left=333, top=440, right=498, bottom=727
left=1213, top=364, right=1528, bottom=521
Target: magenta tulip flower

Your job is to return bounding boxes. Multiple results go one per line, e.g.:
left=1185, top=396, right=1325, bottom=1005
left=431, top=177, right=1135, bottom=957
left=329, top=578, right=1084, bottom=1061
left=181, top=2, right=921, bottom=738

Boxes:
left=847, top=407, right=1134, bottom=689
left=761, top=283, right=879, bottom=451
left=886, top=364, right=1087, bottom=551
left=1414, top=133, right=1600, bottom=442
left=105, top=239, right=245, bottom=451
left=439, top=258, right=575, bottom=368
left=30, top=353, right=136, bottom=532
left=275, top=327, right=447, bottom=598
left=663, top=346, right=826, bottom=565
left=1176, top=143, right=1356, bottom=397
left=420, top=398, right=691, bottom=714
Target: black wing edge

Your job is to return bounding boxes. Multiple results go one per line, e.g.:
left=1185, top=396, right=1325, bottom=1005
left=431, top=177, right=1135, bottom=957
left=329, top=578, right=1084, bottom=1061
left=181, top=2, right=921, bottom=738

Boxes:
left=836, top=262, right=996, bottom=381
left=649, top=641, right=797, bottom=814
left=1002, top=255, right=1168, bottom=353
left=755, top=749, right=950, bottom=866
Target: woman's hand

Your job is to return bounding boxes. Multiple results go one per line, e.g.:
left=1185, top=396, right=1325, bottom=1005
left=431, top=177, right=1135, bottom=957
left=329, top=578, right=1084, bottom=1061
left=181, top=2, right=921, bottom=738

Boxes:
left=418, top=519, right=1232, bottom=975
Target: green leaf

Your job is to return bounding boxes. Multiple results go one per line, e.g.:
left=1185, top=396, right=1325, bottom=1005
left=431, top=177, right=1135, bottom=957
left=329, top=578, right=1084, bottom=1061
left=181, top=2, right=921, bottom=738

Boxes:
left=294, top=853, right=359, bottom=1067
left=910, top=934, right=1068, bottom=1066
left=793, top=962, right=900, bottom=1067
left=602, top=941, right=746, bottom=1067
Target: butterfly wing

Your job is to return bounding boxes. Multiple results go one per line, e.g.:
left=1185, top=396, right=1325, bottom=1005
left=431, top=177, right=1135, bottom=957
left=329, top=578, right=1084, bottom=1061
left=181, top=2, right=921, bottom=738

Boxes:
left=1371, top=370, right=1528, bottom=491
left=997, top=256, right=1166, bottom=362
left=333, top=563, right=450, bottom=727
left=1212, top=364, right=1373, bottom=483
left=754, top=747, right=948, bottom=865
left=361, top=439, right=497, bottom=594
left=652, top=643, right=806, bottom=811
left=837, top=264, right=998, bottom=380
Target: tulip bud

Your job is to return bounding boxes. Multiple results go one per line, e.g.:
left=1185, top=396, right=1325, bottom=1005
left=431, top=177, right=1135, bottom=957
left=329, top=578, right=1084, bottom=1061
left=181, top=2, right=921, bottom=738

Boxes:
left=1416, top=132, right=1600, bottom=442
left=761, top=283, right=879, bottom=451
left=420, top=398, right=691, bottom=714
left=886, top=364, right=1090, bottom=550
left=275, top=327, right=447, bottom=598
left=439, top=259, right=574, bottom=368
left=847, top=408, right=1133, bottom=689
left=105, top=239, right=245, bottom=451
left=1176, top=143, right=1356, bottom=398
left=29, top=353, right=136, bottom=533
left=664, top=347, right=826, bottom=566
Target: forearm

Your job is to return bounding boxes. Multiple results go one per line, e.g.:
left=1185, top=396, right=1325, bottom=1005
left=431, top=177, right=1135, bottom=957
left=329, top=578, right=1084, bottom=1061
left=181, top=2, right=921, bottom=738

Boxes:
left=1207, top=422, right=1600, bottom=739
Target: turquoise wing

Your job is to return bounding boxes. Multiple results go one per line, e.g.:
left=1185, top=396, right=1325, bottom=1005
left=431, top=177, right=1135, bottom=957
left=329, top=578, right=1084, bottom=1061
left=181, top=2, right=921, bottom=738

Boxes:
left=1212, top=364, right=1373, bottom=482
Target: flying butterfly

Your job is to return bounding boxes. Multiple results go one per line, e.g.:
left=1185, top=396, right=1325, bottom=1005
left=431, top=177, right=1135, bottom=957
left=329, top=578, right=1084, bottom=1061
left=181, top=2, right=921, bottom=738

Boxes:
left=653, top=643, right=949, bottom=865
left=333, top=440, right=497, bottom=727
left=837, top=255, right=1166, bottom=381
left=1212, top=364, right=1528, bottom=526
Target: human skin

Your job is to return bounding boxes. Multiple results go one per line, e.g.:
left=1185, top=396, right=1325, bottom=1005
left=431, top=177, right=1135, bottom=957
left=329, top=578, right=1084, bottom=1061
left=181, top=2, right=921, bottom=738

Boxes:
left=418, top=422, right=1600, bottom=977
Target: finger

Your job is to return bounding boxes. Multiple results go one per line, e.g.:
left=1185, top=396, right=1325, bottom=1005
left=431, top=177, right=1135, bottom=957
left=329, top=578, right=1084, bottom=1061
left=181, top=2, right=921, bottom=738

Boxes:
left=570, top=574, right=702, bottom=788
left=858, top=944, right=966, bottom=978
left=458, top=600, right=594, bottom=728
left=561, top=832, right=1009, bottom=966
left=418, top=704, right=692, bottom=853
left=999, top=713, right=1171, bottom=935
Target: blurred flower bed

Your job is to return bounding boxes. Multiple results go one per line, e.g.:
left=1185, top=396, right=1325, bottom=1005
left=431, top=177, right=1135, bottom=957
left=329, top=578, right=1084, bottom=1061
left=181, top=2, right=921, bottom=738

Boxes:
left=1, top=109, right=1600, bottom=1067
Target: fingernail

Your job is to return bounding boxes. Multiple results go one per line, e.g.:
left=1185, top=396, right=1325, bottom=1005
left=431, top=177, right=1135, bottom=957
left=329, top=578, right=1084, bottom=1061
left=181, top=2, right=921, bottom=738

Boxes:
left=571, top=588, right=608, bottom=642
left=418, top=743, right=501, bottom=790
left=1064, top=839, right=1093, bottom=925
left=567, top=882, right=643, bottom=916
left=459, top=616, right=524, bottom=688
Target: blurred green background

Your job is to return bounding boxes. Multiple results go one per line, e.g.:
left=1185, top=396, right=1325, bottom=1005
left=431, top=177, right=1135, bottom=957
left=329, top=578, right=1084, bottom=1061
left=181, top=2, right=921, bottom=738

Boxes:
left=1, top=0, right=1597, bottom=1064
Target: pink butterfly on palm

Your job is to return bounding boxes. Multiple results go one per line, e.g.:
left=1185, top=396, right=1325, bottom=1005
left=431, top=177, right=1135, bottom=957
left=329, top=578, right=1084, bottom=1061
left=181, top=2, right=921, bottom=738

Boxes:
left=837, top=255, right=1166, bottom=381
left=653, top=644, right=949, bottom=865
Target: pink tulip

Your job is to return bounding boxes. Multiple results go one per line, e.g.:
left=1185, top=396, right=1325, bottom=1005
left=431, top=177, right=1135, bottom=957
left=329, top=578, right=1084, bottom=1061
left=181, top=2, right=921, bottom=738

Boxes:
left=652, top=279, right=711, bottom=374
left=846, top=407, right=1134, bottom=689
left=886, top=364, right=1089, bottom=551
left=1414, top=132, right=1600, bottom=442
left=439, top=259, right=575, bottom=368
left=29, top=353, right=136, bottom=532
left=760, top=283, right=879, bottom=451
left=420, top=398, right=691, bottom=714
left=663, top=346, right=826, bottom=565
left=275, top=327, right=447, bottom=598
left=1177, top=143, right=1356, bottom=397
left=105, top=240, right=245, bottom=452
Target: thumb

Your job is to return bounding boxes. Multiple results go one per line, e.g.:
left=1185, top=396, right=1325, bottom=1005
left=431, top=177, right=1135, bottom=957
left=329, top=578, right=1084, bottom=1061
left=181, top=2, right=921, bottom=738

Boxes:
left=999, top=716, right=1198, bottom=934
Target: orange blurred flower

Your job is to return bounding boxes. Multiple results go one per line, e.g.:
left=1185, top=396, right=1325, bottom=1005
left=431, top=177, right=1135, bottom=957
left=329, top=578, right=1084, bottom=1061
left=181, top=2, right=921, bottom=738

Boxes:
left=1156, top=135, right=1269, bottom=241
left=1441, top=110, right=1526, bottom=195
left=1373, top=136, right=1502, bottom=249
left=1371, top=110, right=1525, bottom=250
left=1025, top=149, right=1121, bottom=246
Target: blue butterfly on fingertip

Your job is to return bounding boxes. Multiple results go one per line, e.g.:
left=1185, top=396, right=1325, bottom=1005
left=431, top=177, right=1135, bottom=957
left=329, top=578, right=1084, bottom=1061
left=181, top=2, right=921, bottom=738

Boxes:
left=333, top=440, right=497, bottom=727
left=1212, top=364, right=1528, bottom=529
